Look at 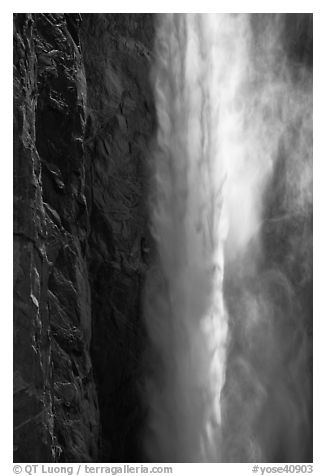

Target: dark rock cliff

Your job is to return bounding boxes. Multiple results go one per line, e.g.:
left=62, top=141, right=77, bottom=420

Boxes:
left=13, top=13, right=155, bottom=463
left=81, top=14, right=155, bottom=462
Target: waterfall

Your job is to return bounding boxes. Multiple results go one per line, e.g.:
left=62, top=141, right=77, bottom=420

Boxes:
left=143, top=13, right=312, bottom=463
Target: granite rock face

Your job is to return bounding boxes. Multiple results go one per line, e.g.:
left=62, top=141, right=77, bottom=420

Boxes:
left=81, top=14, right=155, bottom=462
left=13, top=13, right=154, bottom=462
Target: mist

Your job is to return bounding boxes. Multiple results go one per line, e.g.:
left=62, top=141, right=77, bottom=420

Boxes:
left=143, top=13, right=312, bottom=463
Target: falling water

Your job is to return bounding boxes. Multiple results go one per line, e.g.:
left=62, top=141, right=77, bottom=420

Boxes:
left=143, top=13, right=312, bottom=462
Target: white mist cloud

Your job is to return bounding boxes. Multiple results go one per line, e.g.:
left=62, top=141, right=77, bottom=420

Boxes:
left=144, top=13, right=312, bottom=463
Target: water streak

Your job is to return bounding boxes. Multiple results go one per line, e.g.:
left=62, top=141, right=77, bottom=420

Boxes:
left=143, top=13, right=312, bottom=462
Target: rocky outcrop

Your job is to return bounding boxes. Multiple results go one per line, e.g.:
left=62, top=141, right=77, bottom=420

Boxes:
left=13, top=13, right=155, bottom=463
left=80, top=14, right=155, bottom=462
left=14, top=13, right=99, bottom=462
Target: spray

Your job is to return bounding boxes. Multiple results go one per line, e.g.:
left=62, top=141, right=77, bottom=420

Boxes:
left=143, top=13, right=312, bottom=462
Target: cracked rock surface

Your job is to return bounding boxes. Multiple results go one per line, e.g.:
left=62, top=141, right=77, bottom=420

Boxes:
left=13, top=13, right=155, bottom=462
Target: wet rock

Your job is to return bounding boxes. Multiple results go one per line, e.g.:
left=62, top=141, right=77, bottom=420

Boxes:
left=80, top=14, right=155, bottom=462
left=14, top=12, right=155, bottom=463
left=14, top=13, right=99, bottom=463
